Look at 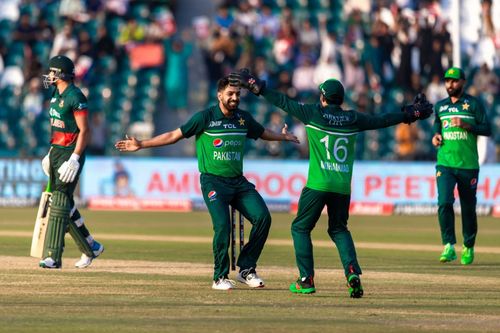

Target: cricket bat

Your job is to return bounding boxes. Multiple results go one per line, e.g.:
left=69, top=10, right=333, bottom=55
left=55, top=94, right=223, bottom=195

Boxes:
left=30, top=183, right=52, bottom=258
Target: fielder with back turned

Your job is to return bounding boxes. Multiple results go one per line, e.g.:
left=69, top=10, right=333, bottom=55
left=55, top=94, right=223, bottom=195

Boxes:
left=230, top=69, right=433, bottom=297
left=432, top=67, right=492, bottom=265
left=38, top=55, right=104, bottom=269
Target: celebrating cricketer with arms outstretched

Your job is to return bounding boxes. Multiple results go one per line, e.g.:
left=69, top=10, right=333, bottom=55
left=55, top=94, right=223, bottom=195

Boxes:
left=230, top=68, right=433, bottom=297
left=37, top=55, right=104, bottom=269
left=115, top=76, right=299, bottom=291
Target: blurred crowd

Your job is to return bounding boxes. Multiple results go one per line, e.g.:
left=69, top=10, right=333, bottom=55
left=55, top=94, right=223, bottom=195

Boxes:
left=0, top=0, right=498, bottom=162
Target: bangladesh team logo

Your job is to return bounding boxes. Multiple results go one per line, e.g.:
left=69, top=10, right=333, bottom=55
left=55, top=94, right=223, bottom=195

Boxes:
left=213, top=138, right=223, bottom=148
left=208, top=190, right=217, bottom=201
left=442, top=120, right=450, bottom=129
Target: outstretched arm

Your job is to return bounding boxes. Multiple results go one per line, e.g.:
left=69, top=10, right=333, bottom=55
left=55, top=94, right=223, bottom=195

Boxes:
left=229, top=68, right=312, bottom=123
left=356, top=111, right=408, bottom=130
left=260, top=124, right=300, bottom=143
left=115, top=128, right=184, bottom=152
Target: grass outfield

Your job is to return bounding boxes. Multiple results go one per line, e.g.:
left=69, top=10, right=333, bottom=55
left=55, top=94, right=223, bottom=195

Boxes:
left=0, top=208, right=499, bottom=333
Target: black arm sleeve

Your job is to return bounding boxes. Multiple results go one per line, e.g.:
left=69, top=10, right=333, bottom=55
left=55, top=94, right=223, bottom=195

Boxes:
left=355, top=111, right=407, bottom=130
left=432, top=104, right=442, bottom=134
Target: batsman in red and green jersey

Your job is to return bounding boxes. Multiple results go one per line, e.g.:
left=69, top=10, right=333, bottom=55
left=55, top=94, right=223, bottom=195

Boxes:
left=115, top=76, right=299, bottom=290
left=229, top=69, right=433, bottom=297
left=39, top=55, right=104, bottom=269
left=432, top=67, right=492, bottom=265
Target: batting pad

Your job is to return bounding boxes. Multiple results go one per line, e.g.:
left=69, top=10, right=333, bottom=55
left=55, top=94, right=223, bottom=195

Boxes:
left=68, top=220, right=94, bottom=257
left=44, top=191, right=71, bottom=263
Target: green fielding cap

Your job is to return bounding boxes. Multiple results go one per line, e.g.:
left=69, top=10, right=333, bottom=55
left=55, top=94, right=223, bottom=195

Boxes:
left=444, top=67, right=465, bottom=80
left=319, top=79, right=344, bottom=104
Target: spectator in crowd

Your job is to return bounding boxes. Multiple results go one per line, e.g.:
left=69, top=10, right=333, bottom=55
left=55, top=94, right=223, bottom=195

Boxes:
left=394, top=123, right=421, bottom=160
left=118, top=17, right=145, bottom=49
left=22, top=77, right=44, bottom=120
left=50, top=21, right=77, bottom=60
left=164, top=34, right=193, bottom=116
left=88, top=112, right=108, bottom=156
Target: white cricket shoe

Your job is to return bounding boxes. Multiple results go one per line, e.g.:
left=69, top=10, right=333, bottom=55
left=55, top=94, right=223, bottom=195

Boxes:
left=212, top=277, right=236, bottom=290
left=39, top=257, right=60, bottom=269
left=74, top=253, right=93, bottom=268
left=237, top=268, right=265, bottom=288
left=75, top=241, right=104, bottom=268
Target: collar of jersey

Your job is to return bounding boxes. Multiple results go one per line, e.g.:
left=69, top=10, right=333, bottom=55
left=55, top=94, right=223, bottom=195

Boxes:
left=214, top=104, right=238, bottom=120
left=446, top=93, right=467, bottom=105
left=54, top=83, right=75, bottom=98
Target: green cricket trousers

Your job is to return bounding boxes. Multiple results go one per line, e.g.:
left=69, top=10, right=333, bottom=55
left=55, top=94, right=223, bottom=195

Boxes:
left=436, top=165, right=479, bottom=248
left=200, top=173, right=271, bottom=281
left=292, top=187, right=362, bottom=279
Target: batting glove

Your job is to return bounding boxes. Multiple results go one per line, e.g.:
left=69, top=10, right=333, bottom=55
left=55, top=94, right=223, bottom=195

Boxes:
left=402, top=93, right=433, bottom=124
left=57, top=153, right=80, bottom=183
left=41, top=153, right=50, bottom=177
left=228, top=68, right=266, bottom=95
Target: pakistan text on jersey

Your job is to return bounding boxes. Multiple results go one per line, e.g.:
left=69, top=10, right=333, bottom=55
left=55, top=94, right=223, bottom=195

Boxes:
left=443, top=131, right=468, bottom=140
left=213, top=151, right=242, bottom=161
left=51, top=118, right=65, bottom=129
left=320, top=160, right=350, bottom=173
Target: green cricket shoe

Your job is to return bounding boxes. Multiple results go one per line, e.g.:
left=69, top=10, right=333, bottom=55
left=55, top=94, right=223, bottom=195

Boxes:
left=461, top=245, right=474, bottom=265
left=290, top=276, right=316, bottom=294
left=347, top=273, right=363, bottom=298
left=439, top=243, right=457, bottom=263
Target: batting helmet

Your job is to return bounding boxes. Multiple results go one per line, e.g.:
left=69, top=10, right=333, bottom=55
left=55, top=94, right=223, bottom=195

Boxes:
left=42, top=55, right=75, bottom=88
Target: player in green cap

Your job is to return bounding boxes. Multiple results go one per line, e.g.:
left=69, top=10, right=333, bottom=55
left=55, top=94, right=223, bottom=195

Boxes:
left=229, top=69, right=433, bottom=297
left=39, top=55, right=104, bottom=269
left=115, top=76, right=299, bottom=290
left=432, top=66, right=492, bottom=265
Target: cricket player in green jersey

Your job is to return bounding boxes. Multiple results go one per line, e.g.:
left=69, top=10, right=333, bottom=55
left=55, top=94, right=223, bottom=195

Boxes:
left=39, top=55, right=104, bottom=269
left=115, top=76, right=299, bottom=290
left=432, top=67, right=492, bottom=265
left=230, top=69, right=433, bottom=297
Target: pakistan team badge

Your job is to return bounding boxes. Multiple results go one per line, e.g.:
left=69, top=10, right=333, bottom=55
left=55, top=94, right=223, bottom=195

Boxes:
left=59, top=100, right=64, bottom=107
left=238, top=117, right=245, bottom=126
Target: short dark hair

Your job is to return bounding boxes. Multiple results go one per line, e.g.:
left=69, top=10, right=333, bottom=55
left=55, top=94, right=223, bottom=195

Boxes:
left=217, top=76, right=231, bottom=92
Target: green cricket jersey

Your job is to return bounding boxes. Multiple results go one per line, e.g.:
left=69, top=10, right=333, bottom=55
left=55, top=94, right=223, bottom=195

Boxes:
left=433, top=94, right=491, bottom=169
left=262, top=88, right=409, bottom=194
left=48, top=83, right=88, bottom=149
left=180, top=105, right=264, bottom=177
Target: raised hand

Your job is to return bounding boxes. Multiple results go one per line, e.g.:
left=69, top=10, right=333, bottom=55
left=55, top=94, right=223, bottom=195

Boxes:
left=115, top=135, right=142, bottom=152
left=402, top=92, right=433, bottom=124
left=228, top=68, right=265, bottom=95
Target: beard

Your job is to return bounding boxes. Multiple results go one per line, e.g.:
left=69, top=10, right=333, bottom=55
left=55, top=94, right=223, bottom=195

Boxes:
left=447, top=86, right=463, bottom=98
left=223, top=99, right=239, bottom=110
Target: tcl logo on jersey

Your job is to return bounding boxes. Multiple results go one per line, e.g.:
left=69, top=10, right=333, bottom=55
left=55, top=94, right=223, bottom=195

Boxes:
left=442, top=120, right=450, bottom=129
left=213, top=139, right=242, bottom=148
left=207, top=190, right=217, bottom=201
